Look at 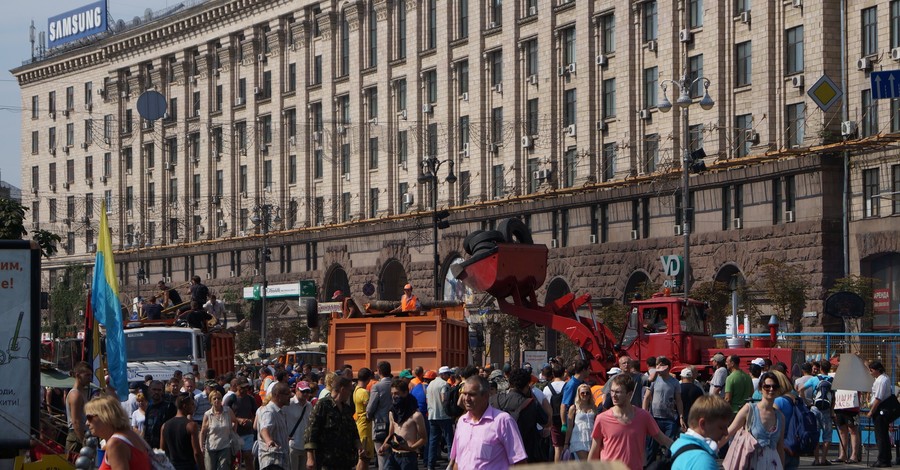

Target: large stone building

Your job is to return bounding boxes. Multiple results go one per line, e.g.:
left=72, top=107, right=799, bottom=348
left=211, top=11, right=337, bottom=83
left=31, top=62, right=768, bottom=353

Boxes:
left=12, top=0, right=900, bottom=351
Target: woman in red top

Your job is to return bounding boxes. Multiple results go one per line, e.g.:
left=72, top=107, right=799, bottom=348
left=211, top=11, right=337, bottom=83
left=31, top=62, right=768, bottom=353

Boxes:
left=85, top=394, right=152, bottom=470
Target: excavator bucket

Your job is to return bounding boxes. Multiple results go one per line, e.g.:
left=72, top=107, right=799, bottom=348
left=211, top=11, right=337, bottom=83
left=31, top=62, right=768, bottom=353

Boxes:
left=453, top=243, right=548, bottom=300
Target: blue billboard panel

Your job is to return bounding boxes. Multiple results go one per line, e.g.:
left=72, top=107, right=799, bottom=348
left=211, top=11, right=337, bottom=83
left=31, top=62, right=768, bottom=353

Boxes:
left=48, top=1, right=107, bottom=49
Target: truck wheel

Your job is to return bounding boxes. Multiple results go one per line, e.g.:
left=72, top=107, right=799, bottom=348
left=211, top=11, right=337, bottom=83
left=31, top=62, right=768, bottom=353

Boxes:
left=497, top=218, right=533, bottom=244
left=467, top=230, right=505, bottom=255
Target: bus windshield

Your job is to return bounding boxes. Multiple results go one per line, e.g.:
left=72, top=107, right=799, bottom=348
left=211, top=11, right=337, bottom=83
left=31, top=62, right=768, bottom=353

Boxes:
left=126, top=330, right=195, bottom=362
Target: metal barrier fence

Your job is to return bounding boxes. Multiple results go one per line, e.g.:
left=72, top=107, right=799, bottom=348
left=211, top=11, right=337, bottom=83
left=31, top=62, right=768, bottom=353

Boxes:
left=715, top=332, right=900, bottom=378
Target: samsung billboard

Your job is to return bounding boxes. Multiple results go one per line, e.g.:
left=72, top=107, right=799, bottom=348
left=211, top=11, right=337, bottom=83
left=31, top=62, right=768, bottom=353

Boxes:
left=48, top=1, right=108, bottom=49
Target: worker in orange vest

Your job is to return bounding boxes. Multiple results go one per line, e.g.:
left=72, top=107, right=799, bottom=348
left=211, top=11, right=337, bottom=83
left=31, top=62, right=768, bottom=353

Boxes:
left=392, top=284, right=420, bottom=313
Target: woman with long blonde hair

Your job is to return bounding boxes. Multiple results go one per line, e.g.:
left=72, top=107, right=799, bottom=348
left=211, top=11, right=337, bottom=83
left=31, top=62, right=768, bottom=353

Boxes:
left=564, top=383, right=597, bottom=460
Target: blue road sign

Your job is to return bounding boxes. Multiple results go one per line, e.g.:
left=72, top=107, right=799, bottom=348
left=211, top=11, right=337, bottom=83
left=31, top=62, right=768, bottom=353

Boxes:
left=871, top=70, right=900, bottom=100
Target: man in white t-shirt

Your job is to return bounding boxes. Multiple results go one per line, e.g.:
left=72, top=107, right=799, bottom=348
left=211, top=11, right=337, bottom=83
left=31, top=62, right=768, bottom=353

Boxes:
left=204, top=294, right=226, bottom=325
left=709, top=353, right=727, bottom=397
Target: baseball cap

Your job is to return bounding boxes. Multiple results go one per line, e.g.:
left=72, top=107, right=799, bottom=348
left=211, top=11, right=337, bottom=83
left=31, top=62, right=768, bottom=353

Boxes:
left=751, top=357, right=766, bottom=367
left=438, top=366, right=452, bottom=375
left=296, top=381, right=312, bottom=391
left=680, top=368, right=694, bottom=378
left=399, top=369, right=414, bottom=379
left=710, top=353, right=725, bottom=363
left=423, top=370, right=437, bottom=380
left=607, top=367, right=622, bottom=376
left=332, top=290, right=343, bottom=300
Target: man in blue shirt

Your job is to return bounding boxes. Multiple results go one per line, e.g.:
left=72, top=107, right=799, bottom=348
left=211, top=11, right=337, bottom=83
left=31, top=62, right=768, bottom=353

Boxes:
left=670, top=395, right=732, bottom=470
left=559, top=359, right=589, bottom=432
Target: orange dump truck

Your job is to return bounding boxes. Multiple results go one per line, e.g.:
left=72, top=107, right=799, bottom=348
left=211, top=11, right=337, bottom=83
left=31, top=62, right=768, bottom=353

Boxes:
left=326, top=306, right=468, bottom=374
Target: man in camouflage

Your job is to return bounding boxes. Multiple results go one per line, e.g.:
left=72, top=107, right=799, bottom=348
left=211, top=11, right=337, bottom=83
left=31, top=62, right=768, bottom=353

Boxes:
left=305, top=376, right=364, bottom=469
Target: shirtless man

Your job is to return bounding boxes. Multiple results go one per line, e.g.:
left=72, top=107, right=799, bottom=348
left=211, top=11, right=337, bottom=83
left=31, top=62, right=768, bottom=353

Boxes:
left=65, top=362, right=93, bottom=461
left=378, top=378, right=426, bottom=470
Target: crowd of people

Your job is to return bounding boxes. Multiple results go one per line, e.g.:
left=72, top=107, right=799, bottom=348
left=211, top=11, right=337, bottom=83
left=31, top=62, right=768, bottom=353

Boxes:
left=44, top=351, right=897, bottom=470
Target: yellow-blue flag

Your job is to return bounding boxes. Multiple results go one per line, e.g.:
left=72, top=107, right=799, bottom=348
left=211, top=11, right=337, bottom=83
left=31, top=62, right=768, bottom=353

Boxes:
left=91, top=201, right=127, bottom=397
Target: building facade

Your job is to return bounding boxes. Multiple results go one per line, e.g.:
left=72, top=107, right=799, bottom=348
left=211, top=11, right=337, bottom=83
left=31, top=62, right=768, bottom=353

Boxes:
left=13, top=0, right=900, bottom=343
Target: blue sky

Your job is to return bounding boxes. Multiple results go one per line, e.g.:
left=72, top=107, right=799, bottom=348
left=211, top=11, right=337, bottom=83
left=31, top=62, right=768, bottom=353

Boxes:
left=0, top=1, right=179, bottom=187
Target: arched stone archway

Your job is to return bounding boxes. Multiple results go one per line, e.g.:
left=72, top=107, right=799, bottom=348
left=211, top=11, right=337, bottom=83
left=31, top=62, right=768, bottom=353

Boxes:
left=378, top=259, right=408, bottom=301
left=324, top=265, right=350, bottom=301
left=714, top=263, right=745, bottom=288
left=624, top=271, right=651, bottom=303
left=442, top=255, right=472, bottom=303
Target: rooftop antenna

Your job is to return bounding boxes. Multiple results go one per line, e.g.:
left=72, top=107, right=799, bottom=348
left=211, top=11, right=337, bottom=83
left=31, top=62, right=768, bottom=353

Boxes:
left=29, top=20, right=35, bottom=60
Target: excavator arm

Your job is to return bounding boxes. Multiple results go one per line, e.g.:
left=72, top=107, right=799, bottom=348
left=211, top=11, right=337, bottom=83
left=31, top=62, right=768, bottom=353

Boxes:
left=454, top=239, right=618, bottom=376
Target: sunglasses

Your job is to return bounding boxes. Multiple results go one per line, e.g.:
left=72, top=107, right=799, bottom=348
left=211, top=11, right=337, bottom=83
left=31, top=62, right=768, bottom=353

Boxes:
left=579, top=391, right=590, bottom=395
left=85, top=414, right=96, bottom=422
left=762, top=384, right=778, bottom=390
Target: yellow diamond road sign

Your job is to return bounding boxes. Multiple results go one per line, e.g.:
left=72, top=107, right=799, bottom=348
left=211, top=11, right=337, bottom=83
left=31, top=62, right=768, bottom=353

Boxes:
left=807, top=74, right=843, bottom=112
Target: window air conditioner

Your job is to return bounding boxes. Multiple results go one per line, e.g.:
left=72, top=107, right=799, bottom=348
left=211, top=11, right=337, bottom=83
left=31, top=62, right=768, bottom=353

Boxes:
left=100, top=176, right=108, bottom=183
left=740, top=11, right=750, bottom=24
left=84, top=103, right=92, bottom=112
left=792, top=0, right=802, bottom=7
left=527, top=75, right=538, bottom=85
left=558, top=66, right=567, bottom=77
left=81, top=142, right=89, bottom=149
left=254, top=87, right=262, bottom=95
left=402, top=193, right=414, bottom=205
left=48, top=147, right=56, bottom=155
left=785, top=210, right=796, bottom=223
left=892, top=47, right=900, bottom=61
left=62, top=182, right=70, bottom=190
left=550, top=239, right=558, bottom=248
left=647, top=40, right=658, bottom=52
left=841, top=121, right=857, bottom=137
left=218, top=219, right=226, bottom=227
left=596, top=54, right=608, bottom=67
left=337, top=125, right=346, bottom=135
left=589, top=234, right=597, bottom=244
left=422, top=103, right=433, bottom=114
left=539, top=169, right=551, bottom=179
left=640, top=109, right=652, bottom=120
left=49, top=112, right=56, bottom=119
left=597, top=121, right=608, bottom=132
left=62, top=110, right=70, bottom=118
left=62, top=147, right=70, bottom=155
left=745, top=130, right=760, bottom=144
left=85, top=177, right=93, bottom=186
left=236, top=97, right=244, bottom=106
left=630, top=230, right=639, bottom=240
left=258, top=54, right=266, bottom=63
left=532, top=170, right=541, bottom=181
left=206, top=272, right=212, bottom=280
left=49, top=183, right=56, bottom=192
left=521, top=136, right=533, bottom=148
left=528, top=6, right=536, bottom=16
left=460, top=143, right=470, bottom=157
left=679, top=29, right=693, bottom=43
left=567, top=63, right=576, bottom=74
left=31, top=187, right=37, bottom=194
left=492, top=83, right=503, bottom=93
left=733, top=218, right=743, bottom=229
left=673, top=225, right=683, bottom=236
left=565, top=124, right=576, bottom=137
left=857, top=57, right=873, bottom=71
left=398, top=109, right=408, bottom=120
left=791, top=75, right=804, bottom=88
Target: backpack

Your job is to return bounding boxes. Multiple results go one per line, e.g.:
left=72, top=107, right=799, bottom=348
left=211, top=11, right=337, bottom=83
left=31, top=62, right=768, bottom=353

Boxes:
left=644, top=443, right=704, bottom=470
left=444, top=383, right=465, bottom=418
left=785, top=395, right=818, bottom=456
left=813, top=375, right=834, bottom=411
left=548, top=383, right=563, bottom=427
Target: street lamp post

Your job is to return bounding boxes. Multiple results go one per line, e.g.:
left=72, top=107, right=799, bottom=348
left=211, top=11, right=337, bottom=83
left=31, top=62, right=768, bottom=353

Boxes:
left=251, top=204, right=281, bottom=357
left=658, top=69, right=714, bottom=302
left=418, top=157, right=457, bottom=300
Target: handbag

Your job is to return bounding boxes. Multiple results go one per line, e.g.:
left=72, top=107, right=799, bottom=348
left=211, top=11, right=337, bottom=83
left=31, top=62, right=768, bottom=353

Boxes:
left=230, top=431, right=243, bottom=455
left=723, top=404, right=760, bottom=470
left=373, top=420, right=389, bottom=442
left=878, top=394, right=900, bottom=422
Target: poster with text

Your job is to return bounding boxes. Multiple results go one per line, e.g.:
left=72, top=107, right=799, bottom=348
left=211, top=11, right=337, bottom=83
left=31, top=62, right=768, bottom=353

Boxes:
left=0, top=241, right=40, bottom=450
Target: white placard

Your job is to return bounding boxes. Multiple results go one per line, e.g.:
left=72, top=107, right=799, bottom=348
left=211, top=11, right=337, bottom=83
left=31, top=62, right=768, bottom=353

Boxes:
left=833, top=389, right=860, bottom=410
left=522, top=350, right=547, bottom=374
left=0, top=246, right=35, bottom=448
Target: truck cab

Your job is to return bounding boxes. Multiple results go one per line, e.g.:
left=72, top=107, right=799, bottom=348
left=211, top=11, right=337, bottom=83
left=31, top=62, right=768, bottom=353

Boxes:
left=125, top=326, right=207, bottom=382
left=620, top=294, right=717, bottom=370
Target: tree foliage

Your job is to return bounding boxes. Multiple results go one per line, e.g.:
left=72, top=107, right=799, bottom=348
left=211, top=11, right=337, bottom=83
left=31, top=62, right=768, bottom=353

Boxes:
left=0, top=197, right=62, bottom=259
left=690, top=281, right=733, bottom=334
left=743, top=259, right=811, bottom=332
left=828, top=275, right=881, bottom=331
left=235, top=328, right=261, bottom=353
left=48, top=264, right=90, bottom=336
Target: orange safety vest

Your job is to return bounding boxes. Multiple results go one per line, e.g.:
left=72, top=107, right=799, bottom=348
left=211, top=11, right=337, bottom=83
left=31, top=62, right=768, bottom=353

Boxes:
left=401, top=294, right=418, bottom=312
left=591, top=384, right=605, bottom=408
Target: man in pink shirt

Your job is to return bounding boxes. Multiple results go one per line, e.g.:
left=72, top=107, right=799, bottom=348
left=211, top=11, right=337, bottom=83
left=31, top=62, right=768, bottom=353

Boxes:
left=450, top=375, right=527, bottom=469
left=588, top=374, right=672, bottom=469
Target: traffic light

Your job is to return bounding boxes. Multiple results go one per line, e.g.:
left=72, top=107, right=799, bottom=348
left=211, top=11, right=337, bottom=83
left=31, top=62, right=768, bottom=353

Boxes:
left=689, top=148, right=708, bottom=174
left=435, top=210, right=450, bottom=230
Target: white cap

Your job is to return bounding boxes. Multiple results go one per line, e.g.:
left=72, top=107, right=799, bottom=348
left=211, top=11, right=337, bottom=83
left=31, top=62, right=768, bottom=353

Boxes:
left=751, top=358, right=766, bottom=367
left=607, top=367, right=622, bottom=376
left=438, top=366, right=452, bottom=375
left=680, top=368, right=694, bottom=378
